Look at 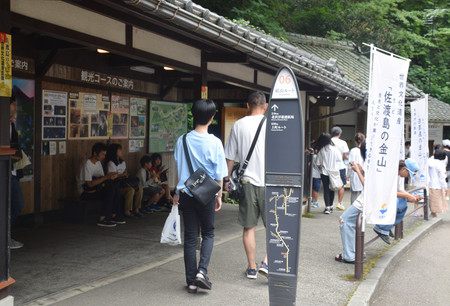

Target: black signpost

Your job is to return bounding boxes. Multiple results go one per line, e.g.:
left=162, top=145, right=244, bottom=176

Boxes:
left=265, top=66, right=304, bottom=305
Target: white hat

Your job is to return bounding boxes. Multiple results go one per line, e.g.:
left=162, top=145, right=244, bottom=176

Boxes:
left=443, top=139, right=450, bottom=147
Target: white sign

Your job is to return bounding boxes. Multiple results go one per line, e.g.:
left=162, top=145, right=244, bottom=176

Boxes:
left=364, top=47, right=410, bottom=225
left=49, top=141, right=57, bottom=155
left=272, top=68, right=298, bottom=99
left=83, top=94, right=97, bottom=112
left=428, top=124, right=443, bottom=143
left=59, top=141, right=66, bottom=154
left=410, top=96, right=429, bottom=187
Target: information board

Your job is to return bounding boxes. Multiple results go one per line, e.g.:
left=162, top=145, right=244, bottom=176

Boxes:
left=265, top=66, right=304, bottom=305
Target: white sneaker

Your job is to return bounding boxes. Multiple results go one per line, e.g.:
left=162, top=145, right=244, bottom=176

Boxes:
left=336, top=203, right=345, bottom=210
left=10, top=238, right=24, bottom=249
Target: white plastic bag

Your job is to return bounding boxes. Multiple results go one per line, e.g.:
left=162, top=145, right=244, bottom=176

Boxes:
left=160, top=205, right=181, bottom=245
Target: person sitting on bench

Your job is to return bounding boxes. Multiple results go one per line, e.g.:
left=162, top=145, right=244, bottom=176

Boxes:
left=105, top=144, right=144, bottom=218
left=79, top=142, right=124, bottom=227
left=137, top=155, right=165, bottom=212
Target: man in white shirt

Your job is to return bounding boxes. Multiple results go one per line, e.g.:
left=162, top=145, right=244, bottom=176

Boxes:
left=224, top=91, right=268, bottom=279
left=331, top=126, right=349, bottom=210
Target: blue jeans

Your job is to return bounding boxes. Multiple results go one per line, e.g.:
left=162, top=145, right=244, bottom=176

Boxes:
left=340, top=204, right=361, bottom=262
left=374, top=198, right=408, bottom=235
left=11, top=175, right=24, bottom=225
left=179, top=193, right=215, bottom=286
left=320, top=174, right=335, bottom=207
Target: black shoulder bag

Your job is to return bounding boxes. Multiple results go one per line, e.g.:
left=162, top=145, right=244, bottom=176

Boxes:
left=183, top=134, right=221, bottom=206
left=229, top=117, right=266, bottom=200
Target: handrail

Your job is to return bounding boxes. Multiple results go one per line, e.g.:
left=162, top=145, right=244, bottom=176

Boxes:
left=354, top=186, right=429, bottom=279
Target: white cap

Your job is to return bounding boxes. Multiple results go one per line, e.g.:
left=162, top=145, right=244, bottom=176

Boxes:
left=443, top=139, right=450, bottom=147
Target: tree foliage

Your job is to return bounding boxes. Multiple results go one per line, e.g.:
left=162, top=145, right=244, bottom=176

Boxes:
left=194, top=0, right=449, bottom=103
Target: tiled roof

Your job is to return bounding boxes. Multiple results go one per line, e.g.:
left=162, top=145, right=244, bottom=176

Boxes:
left=287, top=33, right=425, bottom=99
left=406, top=96, right=450, bottom=123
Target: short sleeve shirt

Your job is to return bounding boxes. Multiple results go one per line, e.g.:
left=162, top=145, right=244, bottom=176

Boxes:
left=331, top=137, right=349, bottom=169
left=107, top=160, right=126, bottom=174
left=174, top=130, right=228, bottom=195
left=224, top=115, right=266, bottom=186
left=79, top=159, right=104, bottom=194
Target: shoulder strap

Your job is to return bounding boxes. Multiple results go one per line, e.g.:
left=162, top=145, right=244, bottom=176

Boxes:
left=238, top=117, right=266, bottom=177
left=183, top=134, right=194, bottom=175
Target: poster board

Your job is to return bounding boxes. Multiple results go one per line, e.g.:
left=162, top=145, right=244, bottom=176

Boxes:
left=111, top=95, right=129, bottom=139
left=129, top=97, right=147, bottom=139
left=221, top=107, right=248, bottom=145
left=42, top=90, right=67, bottom=140
left=148, top=100, right=187, bottom=152
left=68, top=92, right=110, bottom=139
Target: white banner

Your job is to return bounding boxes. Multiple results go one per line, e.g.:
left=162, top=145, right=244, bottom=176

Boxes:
left=364, top=47, right=410, bottom=225
left=410, top=96, right=429, bottom=187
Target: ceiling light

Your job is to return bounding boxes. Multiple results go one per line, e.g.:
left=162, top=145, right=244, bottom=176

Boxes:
left=97, top=49, right=110, bottom=54
left=130, top=66, right=156, bottom=74
left=308, top=96, right=317, bottom=104
left=164, top=66, right=175, bottom=71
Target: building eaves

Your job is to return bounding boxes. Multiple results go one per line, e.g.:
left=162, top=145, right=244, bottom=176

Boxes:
left=122, top=0, right=366, bottom=100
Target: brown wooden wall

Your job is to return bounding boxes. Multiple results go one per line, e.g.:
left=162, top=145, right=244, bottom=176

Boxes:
left=20, top=81, right=178, bottom=214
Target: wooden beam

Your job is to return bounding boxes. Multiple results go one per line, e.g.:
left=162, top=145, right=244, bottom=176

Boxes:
left=203, top=53, right=248, bottom=63
left=36, top=49, right=59, bottom=78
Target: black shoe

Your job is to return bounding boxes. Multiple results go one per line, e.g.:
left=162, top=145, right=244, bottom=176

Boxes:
left=194, top=272, right=212, bottom=290
left=187, top=285, right=198, bottom=294
left=97, top=219, right=117, bottom=227
left=373, top=228, right=391, bottom=245
left=389, top=230, right=394, bottom=238
left=111, top=216, right=126, bottom=225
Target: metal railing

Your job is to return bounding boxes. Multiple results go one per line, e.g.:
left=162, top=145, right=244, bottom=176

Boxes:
left=354, top=186, right=429, bottom=279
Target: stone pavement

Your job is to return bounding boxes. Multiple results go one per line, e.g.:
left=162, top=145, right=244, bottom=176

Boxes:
left=10, top=191, right=437, bottom=306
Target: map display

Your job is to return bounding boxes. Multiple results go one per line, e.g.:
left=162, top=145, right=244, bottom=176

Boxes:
left=148, top=100, right=187, bottom=152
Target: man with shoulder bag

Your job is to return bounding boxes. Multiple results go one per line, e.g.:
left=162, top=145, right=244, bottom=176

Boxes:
left=224, top=91, right=268, bottom=279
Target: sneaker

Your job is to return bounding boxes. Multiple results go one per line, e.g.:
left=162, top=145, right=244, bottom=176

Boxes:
left=373, top=228, right=391, bottom=245
left=194, top=272, right=212, bottom=289
left=111, top=216, right=126, bottom=225
left=142, top=206, right=153, bottom=214
left=10, top=238, right=24, bottom=249
left=124, top=212, right=137, bottom=219
left=97, top=219, right=117, bottom=227
left=150, top=203, right=162, bottom=212
left=246, top=267, right=258, bottom=279
left=336, top=203, right=345, bottom=210
left=258, top=261, right=268, bottom=278
left=324, top=207, right=331, bottom=214
left=312, top=201, right=320, bottom=208
left=134, top=212, right=144, bottom=218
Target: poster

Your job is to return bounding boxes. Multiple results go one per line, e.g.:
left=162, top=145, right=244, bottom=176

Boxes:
left=111, top=95, right=129, bottom=139
left=68, top=92, right=110, bottom=139
left=42, top=90, right=67, bottom=140
left=129, top=97, right=146, bottom=139
left=0, top=33, right=12, bottom=97
left=148, top=100, right=187, bottom=152
left=364, top=47, right=410, bottom=225
left=12, top=78, right=35, bottom=178
left=129, top=139, right=145, bottom=153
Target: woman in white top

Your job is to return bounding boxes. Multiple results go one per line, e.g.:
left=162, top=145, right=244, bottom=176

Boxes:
left=315, top=133, right=342, bottom=214
left=105, top=144, right=144, bottom=218
left=428, top=149, right=448, bottom=218
left=348, top=133, right=365, bottom=205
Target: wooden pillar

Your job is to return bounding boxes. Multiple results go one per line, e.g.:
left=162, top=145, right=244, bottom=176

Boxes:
left=0, top=0, right=16, bottom=304
left=194, top=51, right=208, bottom=100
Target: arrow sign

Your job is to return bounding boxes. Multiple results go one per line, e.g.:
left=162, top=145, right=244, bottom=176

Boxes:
left=265, top=66, right=304, bottom=305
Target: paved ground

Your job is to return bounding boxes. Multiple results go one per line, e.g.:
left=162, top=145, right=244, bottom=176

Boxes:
left=371, top=211, right=450, bottom=305
left=9, top=191, right=430, bottom=306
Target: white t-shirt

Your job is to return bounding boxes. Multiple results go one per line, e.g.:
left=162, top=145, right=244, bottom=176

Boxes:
left=348, top=147, right=364, bottom=191
left=225, top=115, right=266, bottom=187
left=428, top=157, right=447, bottom=189
left=312, top=154, right=321, bottom=179
left=107, top=160, right=126, bottom=174
left=316, top=144, right=342, bottom=176
left=331, top=137, right=349, bottom=169
left=79, top=159, right=105, bottom=194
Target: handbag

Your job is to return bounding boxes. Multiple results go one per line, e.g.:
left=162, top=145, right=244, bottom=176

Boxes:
left=183, top=134, right=221, bottom=206
left=160, top=205, right=181, bottom=245
left=229, top=117, right=266, bottom=200
left=328, top=169, right=344, bottom=191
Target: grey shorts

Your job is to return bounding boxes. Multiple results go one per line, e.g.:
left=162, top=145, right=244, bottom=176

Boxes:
left=238, top=183, right=266, bottom=228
